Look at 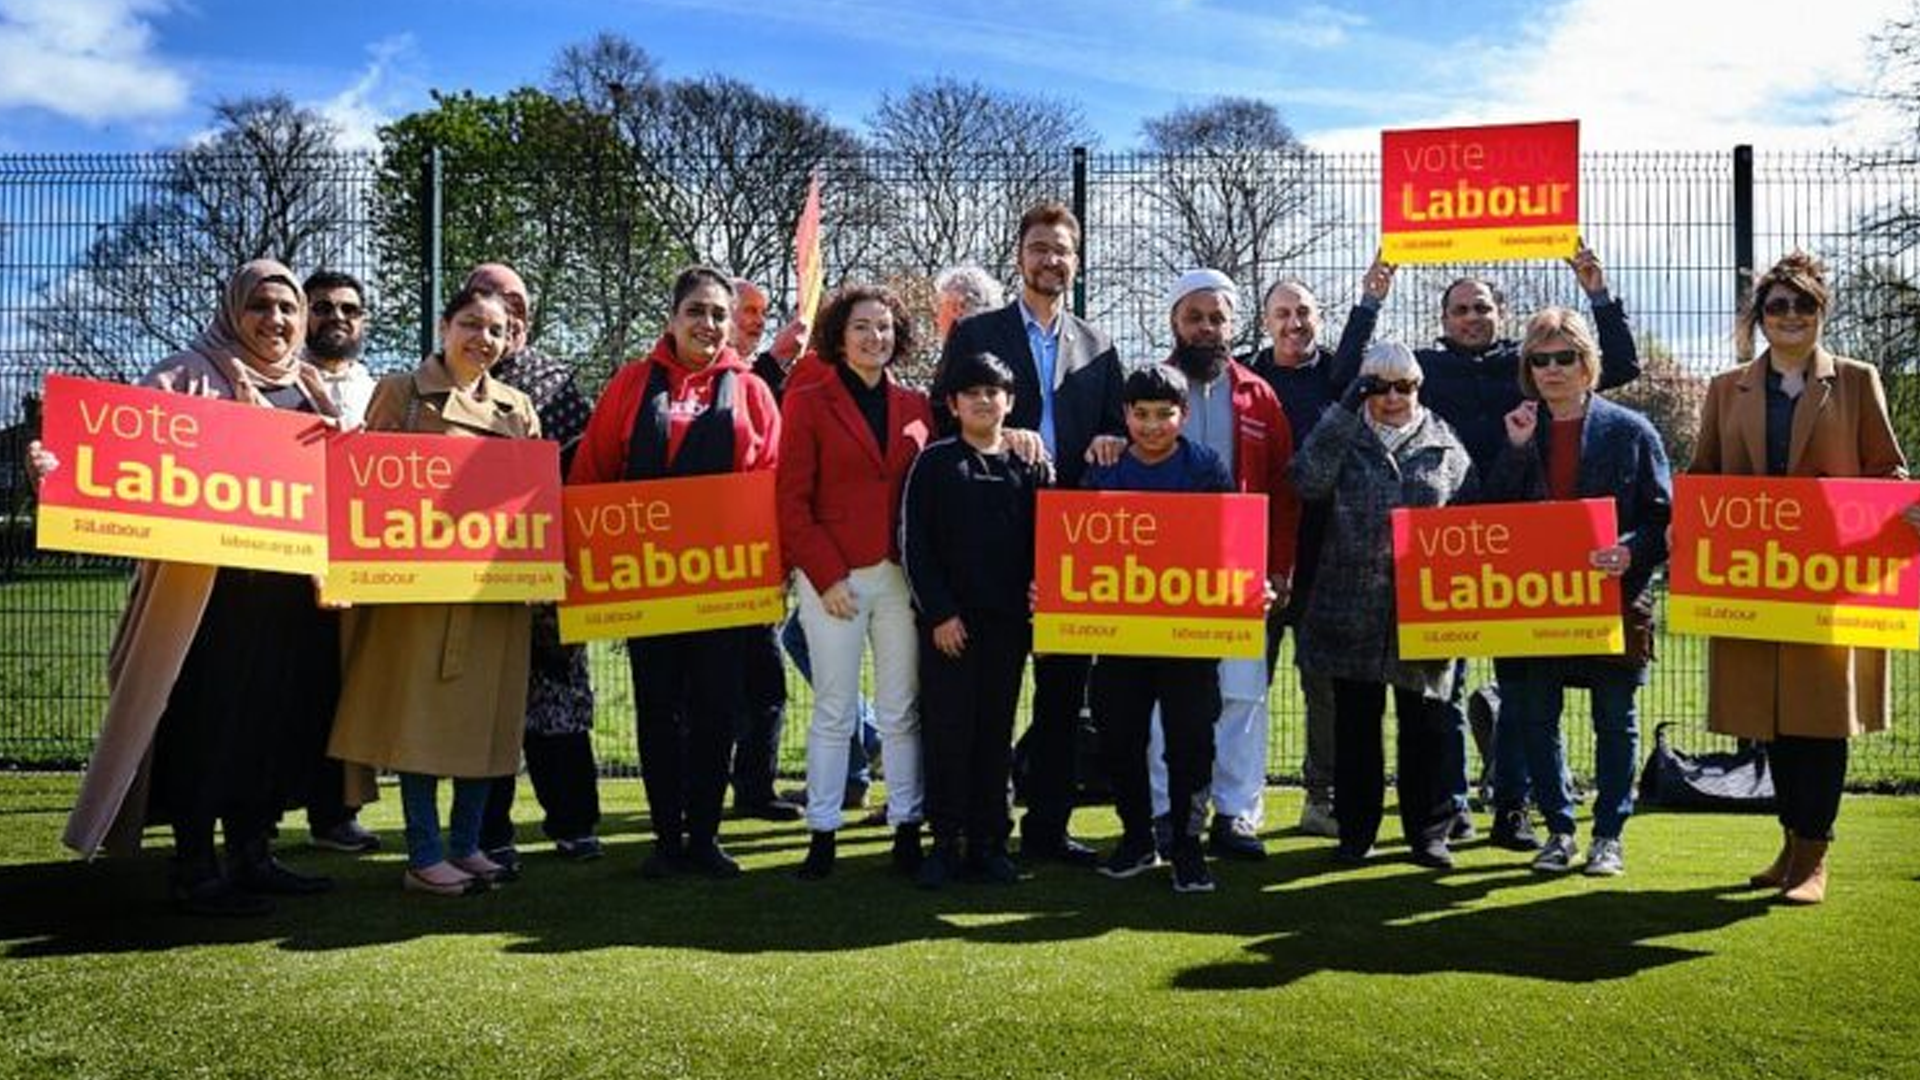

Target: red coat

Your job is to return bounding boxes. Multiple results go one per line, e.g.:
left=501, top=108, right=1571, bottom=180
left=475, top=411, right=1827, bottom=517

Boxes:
left=777, top=368, right=932, bottom=592
left=1164, top=359, right=1301, bottom=577
left=568, top=337, right=780, bottom=484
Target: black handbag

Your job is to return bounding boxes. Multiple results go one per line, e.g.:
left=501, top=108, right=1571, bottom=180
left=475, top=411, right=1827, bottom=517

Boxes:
left=1637, top=722, right=1776, bottom=811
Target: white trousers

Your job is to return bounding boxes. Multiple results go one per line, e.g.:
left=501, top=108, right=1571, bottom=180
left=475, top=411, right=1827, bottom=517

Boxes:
left=796, top=562, right=921, bottom=831
left=1149, top=654, right=1270, bottom=829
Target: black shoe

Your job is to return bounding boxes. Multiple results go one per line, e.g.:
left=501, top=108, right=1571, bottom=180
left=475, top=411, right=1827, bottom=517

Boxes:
left=1331, top=844, right=1375, bottom=867
left=1491, top=808, right=1541, bottom=852
left=737, top=798, right=803, bottom=822
left=797, top=830, right=836, bottom=881
left=916, top=843, right=956, bottom=890
left=892, top=823, right=924, bottom=875
left=230, top=855, right=333, bottom=896
left=309, top=819, right=381, bottom=854
left=639, top=842, right=685, bottom=881
left=484, top=845, right=523, bottom=875
left=1170, top=842, right=1216, bottom=894
left=974, top=845, right=1021, bottom=885
left=1207, top=817, right=1268, bottom=861
left=170, top=860, right=275, bottom=918
left=553, top=836, right=604, bottom=862
left=1023, top=832, right=1100, bottom=867
left=684, top=839, right=743, bottom=879
left=1448, top=812, right=1479, bottom=842
left=1098, top=834, right=1162, bottom=879
left=1410, top=839, right=1455, bottom=870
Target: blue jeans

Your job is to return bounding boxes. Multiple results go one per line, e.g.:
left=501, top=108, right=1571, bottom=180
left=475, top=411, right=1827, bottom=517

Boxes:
left=1489, top=659, right=1533, bottom=812
left=781, top=610, right=880, bottom=788
left=1501, top=660, right=1640, bottom=840
left=398, top=772, right=489, bottom=869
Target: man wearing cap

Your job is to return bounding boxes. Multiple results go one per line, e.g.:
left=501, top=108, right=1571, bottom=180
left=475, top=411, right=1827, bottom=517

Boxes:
left=1142, top=269, right=1301, bottom=860
left=463, top=263, right=607, bottom=865
left=935, top=200, right=1125, bottom=865
left=1336, top=242, right=1641, bottom=851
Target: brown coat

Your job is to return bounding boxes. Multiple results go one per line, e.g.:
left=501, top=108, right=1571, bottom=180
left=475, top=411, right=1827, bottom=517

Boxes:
left=325, top=359, right=542, bottom=781
left=1689, top=349, right=1908, bottom=740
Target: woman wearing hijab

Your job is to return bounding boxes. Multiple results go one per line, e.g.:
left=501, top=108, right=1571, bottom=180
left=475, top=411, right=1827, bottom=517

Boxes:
left=570, top=267, right=782, bottom=879
left=326, top=283, right=544, bottom=897
left=52, top=260, right=343, bottom=916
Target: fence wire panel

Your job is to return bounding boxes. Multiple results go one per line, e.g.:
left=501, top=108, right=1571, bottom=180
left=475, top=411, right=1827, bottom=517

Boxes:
left=2, top=148, right=1918, bottom=789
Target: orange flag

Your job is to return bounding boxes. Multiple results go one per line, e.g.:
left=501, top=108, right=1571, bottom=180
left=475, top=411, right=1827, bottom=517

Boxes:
left=793, top=171, right=824, bottom=349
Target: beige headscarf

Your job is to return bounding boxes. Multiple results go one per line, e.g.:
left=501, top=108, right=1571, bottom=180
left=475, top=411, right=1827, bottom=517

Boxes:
left=186, top=259, right=339, bottom=418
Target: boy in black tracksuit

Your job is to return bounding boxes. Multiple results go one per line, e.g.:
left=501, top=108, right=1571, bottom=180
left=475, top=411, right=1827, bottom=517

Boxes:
left=1083, top=365, right=1231, bottom=894
left=901, top=352, right=1049, bottom=888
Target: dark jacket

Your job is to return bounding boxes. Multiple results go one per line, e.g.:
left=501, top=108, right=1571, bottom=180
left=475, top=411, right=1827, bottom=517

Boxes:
left=936, top=302, right=1124, bottom=489
left=1335, top=295, right=1641, bottom=472
left=1289, top=406, right=1478, bottom=698
left=899, top=437, right=1050, bottom=625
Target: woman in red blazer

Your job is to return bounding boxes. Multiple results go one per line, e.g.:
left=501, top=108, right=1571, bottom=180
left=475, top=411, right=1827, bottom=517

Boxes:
left=778, top=284, right=933, bottom=879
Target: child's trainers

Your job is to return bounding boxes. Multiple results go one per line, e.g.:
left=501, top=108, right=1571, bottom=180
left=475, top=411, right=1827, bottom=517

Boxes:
left=1098, top=834, right=1161, bottom=879
left=1583, top=836, right=1626, bottom=877
left=1532, top=833, right=1579, bottom=873
left=1170, top=843, right=1215, bottom=894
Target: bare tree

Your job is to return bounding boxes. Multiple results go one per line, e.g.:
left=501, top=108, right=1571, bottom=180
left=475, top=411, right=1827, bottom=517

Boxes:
left=1132, top=97, right=1331, bottom=353
left=29, top=95, right=354, bottom=381
left=866, top=78, right=1094, bottom=282
left=547, top=31, right=661, bottom=118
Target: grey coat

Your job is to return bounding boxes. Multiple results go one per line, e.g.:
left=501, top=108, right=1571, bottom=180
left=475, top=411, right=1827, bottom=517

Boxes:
left=1289, top=406, right=1478, bottom=698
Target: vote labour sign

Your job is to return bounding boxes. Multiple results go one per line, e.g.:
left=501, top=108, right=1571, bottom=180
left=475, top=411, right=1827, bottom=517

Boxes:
left=1393, top=499, right=1622, bottom=660
left=557, top=471, right=784, bottom=643
left=1381, top=120, right=1580, bottom=264
left=35, top=374, right=328, bottom=574
left=1033, top=491, right=1268, bottom=660
left=1670, top=475, right=1920, bottom=649
left=321, top=432, right=563, bottom=604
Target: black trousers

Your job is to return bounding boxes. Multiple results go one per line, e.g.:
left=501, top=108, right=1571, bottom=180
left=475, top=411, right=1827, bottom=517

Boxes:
left=920, top=612, right=1030, bottom=847
left=1092, top=656, right=1220, bottom=843
left=480, top=730, right=603, bottom=849
left=1771, top=735, right=1848, bottom=841
left=1332, top=678, right=1453, bottom=853
left=1019, top=653, right=1092, bottom=841
left=626, top=628, right=750, bottom=848
left=732, top=622, right=788, bottom=806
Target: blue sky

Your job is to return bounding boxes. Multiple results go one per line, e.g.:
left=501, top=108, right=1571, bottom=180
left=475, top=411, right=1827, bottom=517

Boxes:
left=0, top=0, right=1910, bottom=155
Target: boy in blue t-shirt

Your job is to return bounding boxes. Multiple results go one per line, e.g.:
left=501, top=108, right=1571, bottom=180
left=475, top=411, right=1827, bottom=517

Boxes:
left=1083, top=365, right=1230, bottom=894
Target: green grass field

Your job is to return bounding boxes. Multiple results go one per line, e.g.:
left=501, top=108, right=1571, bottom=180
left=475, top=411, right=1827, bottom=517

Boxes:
left=3, top=774, right=1920, bottom=1080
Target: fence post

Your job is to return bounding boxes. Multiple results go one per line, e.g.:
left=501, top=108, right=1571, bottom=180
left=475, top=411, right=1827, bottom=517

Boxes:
left=417, top=145, right=444, bottom=358
left=1732, top=144, right=1754, bottom=311
left=1071, top=146, right=1088, bottom=320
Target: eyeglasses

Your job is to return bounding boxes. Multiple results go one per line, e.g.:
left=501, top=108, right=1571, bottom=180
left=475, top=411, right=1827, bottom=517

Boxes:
left=1378, top=379, right=1420, bottom=396
left=311, top=300, right=365, bottom=320
left=1761, top=294, right=1820, bottom=317
left=1447, top=302, right=1495, bottom=316
left=1526, top=349, right=1581, bottom=368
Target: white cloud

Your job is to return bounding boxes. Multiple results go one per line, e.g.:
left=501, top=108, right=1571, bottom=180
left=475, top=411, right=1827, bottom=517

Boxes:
left=0, top=0, right=189, bottom=122
left=1305, top=0, right=1911, bottom=151
left=315, top=34, right=418, bottom=152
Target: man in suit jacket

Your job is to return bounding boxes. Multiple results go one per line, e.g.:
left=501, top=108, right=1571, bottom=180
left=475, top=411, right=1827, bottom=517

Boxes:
left=934, top=201, right=1125, bottom=864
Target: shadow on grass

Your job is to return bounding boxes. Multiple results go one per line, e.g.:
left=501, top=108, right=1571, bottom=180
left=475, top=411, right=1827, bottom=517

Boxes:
left=0, top=816, right=1776, bottom=986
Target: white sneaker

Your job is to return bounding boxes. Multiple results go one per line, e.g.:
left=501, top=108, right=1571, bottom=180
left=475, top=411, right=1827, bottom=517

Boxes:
left=1532, top=833, right=1578, bottom=873
left=1584, top=837, right=1625, bottom=877
left=1297, top=801, right=1339, bottom=838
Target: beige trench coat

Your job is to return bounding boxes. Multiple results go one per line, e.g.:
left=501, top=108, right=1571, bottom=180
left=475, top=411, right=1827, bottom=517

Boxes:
left=325, top=359, right=541, bottom=782
left=1689, top=349, right=1908, bottom=740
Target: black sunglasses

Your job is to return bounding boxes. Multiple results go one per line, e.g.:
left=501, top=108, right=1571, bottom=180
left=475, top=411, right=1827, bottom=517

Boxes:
left=311, top=300, right=365, bottom=319
left=1526, top=349, right=1581, bottom=368
left=1377, top=379, right=1420, bottom=395
left=1762, top=294, right=1819, bottom=317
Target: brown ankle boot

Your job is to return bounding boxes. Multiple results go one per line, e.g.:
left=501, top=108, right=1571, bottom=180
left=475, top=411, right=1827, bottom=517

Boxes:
left=1782, top=839, right=1829, bottom=905
left=1749, top=829, right=1794, bottom=888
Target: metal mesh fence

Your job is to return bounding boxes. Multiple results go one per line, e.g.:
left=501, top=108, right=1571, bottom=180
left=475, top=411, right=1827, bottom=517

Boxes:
left=3, top=146, right=1918, bottom=788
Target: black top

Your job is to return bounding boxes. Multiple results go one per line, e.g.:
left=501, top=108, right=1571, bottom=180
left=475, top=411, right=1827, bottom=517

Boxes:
left=837, top=363, right=891, bottom=456
left=900, top=436, right=1051, bottom=624
left=1763, top=367, right=1796, bottom=477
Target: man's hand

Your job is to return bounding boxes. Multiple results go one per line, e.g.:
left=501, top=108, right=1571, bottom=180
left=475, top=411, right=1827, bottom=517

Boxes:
left=1362, top=252, right=1397, bottom=302
left=1086, top=434, right=1126, bottom=468
left=770, top=317, right=811, bottom=363
left=1004, top=428, right=1049, bottom=465
left=1266, top=574, right=1290, bottom=613
left=1589, top=544, right=1631, bottom=578
left=932, top=616, right=968, bottom=658
left=1568, top=239, right=1608, bottom=295
left=25, top=439, right=57, bottom=493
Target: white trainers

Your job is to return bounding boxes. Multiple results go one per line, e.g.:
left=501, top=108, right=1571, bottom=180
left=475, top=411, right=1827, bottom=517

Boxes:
left=1297, top=800, right=1339, bottom=838
left=1532, top=833, right=1579, bottom=873
left=1584, top=837, right=1625, bottom=877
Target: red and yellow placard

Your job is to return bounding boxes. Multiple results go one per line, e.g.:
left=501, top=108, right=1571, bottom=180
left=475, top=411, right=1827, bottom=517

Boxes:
left=321, top=431, right=563, bottom=603
left=1381, top=120, right=1580, bottom=264
left=1669, top=475, right=1920, bottom=649
left=1033, top=491, right=1268, bottom=659
left=1394, top=499, right=1622, bottom=659
left=35, top=373, right=329, bottom=574
left=558, top=471, right=784, bottom=642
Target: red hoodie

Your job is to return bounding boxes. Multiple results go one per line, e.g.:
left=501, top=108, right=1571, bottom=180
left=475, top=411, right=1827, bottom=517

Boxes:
left=568, top=336, right=781, bottom=484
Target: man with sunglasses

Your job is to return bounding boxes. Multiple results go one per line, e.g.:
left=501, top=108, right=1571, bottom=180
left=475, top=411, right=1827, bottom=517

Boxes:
left=1335, top=241, right=1641, bottom=851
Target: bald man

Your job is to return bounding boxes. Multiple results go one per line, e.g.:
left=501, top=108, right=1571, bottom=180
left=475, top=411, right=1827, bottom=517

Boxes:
left=464, top=263, right=607, bottom=864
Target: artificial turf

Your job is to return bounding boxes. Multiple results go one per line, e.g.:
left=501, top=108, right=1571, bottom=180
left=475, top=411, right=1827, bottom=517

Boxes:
left=2, top=774, right=1918, bottom=1080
